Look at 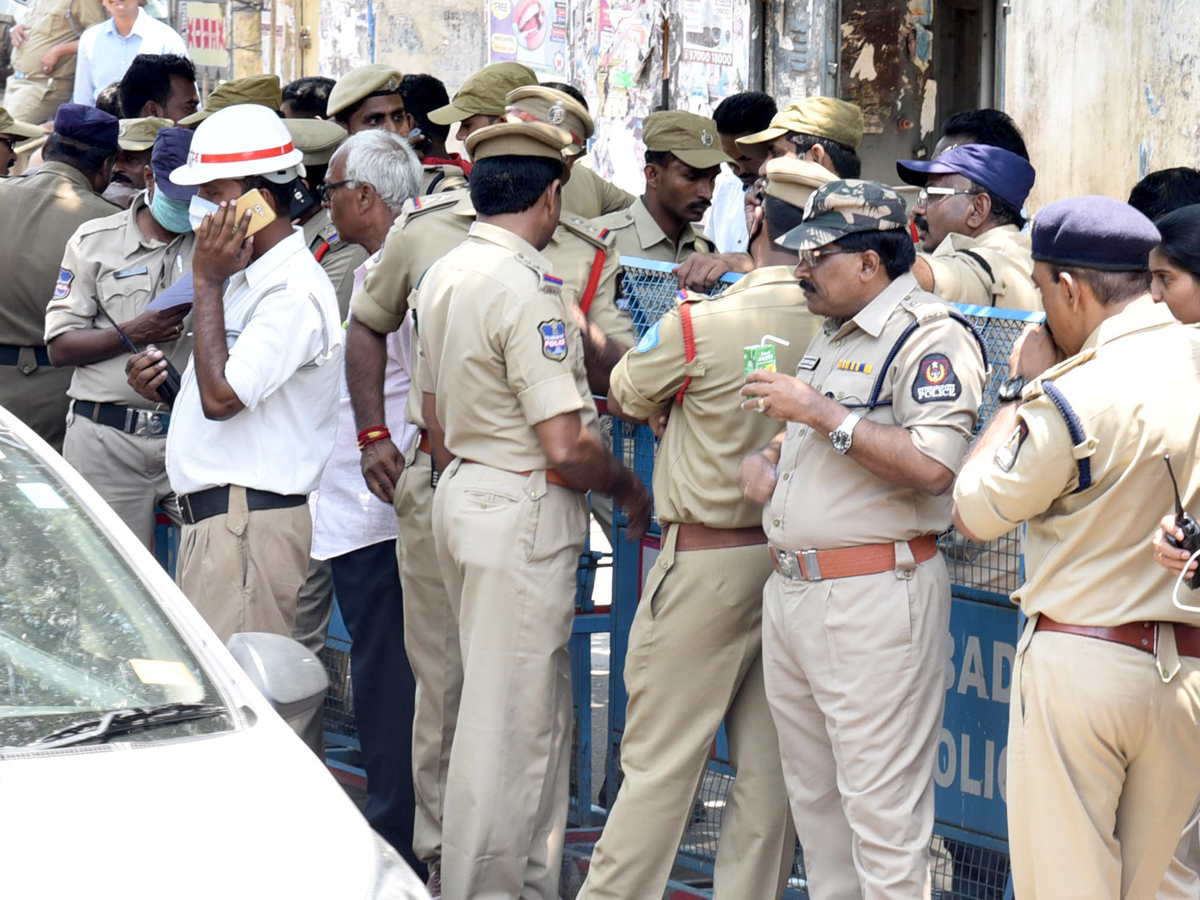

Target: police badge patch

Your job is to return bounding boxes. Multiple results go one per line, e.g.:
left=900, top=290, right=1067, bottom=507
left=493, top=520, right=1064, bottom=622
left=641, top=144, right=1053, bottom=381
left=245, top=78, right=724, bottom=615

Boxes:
left=912, top=353, right=960, bottom=403
left=53, top=269, right=74, bottom=301
left=995, top=420, right=1029, bottom=472
left=540, top=319, right=568, bottom=361
left=548, top=101, right=566, bottom=125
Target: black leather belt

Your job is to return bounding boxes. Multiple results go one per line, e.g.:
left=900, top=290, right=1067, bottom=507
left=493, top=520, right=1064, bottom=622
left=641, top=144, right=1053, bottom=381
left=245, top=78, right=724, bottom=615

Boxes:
left=179, top=486, right=307, bottom=526
left=74, top=400, right=171, bottom=436
left=0, top=344, right=51, bottom=367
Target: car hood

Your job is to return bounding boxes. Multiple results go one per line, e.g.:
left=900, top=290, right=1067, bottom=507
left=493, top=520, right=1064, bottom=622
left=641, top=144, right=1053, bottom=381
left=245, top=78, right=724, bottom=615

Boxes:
left=0, top=723, right=377, bottom=900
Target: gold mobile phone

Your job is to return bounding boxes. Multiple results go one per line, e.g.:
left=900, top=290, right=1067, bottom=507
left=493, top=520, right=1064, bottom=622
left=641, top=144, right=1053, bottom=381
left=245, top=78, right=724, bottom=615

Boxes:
left=234, top=188, right=277, bottom=237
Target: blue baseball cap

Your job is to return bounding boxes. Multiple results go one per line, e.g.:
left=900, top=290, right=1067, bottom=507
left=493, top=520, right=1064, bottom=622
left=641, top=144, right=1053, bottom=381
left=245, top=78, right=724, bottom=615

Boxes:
left=1031, top=196, right=1160, bottom=272
left=53, top=103, right=119, bottom=153
left=896, top=143, right=1036, bottom=212
left=153, top=127, right=198, bottom=201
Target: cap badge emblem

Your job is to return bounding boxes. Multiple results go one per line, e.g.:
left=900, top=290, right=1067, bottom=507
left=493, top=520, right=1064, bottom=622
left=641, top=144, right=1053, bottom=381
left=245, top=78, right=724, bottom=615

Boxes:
left=547, top=101, right=566, bottom=126
left=700, top=128, right=714, bottom=147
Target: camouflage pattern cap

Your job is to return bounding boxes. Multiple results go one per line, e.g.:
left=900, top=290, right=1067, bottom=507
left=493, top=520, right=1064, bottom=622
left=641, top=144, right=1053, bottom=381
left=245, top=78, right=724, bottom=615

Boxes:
left=0, top=106, right=43, bottom=140
left=327, top=64, right=404, bottom=118
left=428, top=62, right=538, bottom=125
left=178, top=74, right=282, bottom=126
left=777, top=179, right=909, bottom=251
left=642, top=110, right=733, bottom=170
left=117, top=116, right=173, bottom=151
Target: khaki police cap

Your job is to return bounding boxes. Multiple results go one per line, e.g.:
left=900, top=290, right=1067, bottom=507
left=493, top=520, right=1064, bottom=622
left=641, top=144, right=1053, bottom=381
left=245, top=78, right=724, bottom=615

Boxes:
left=178, top=74, right=283, bottom=126
left=283, top=118, right=348, bottom=165
left=428, top=62, right=538, bottom=126
left=0, top=106, right=43, bottom=141
left=464, top=120, right=572, bottom=184
left=327, top=64, right=404, bottom=118
left=737, top=97, right=864, bottom=151
left=117, top=116, right=173, bottom=151
left=763, top=156, right=840, bottom=209
left=642, top=110, right=733, bottom=170
left=506, top=85, right=593, bottom=157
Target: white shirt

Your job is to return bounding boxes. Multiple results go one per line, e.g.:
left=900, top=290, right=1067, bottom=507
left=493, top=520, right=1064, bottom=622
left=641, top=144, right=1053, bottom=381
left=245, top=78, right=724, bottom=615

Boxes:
left=167, top=228, right=343, bottom=497
left=310, top=252, right=417, bottom=560
left=706, top=165, right=751, bottom=254
left=73, top=9, right=188, bottom=105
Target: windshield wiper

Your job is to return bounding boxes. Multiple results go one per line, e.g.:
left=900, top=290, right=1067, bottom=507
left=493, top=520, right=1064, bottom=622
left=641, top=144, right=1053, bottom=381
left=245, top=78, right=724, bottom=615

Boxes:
left=30, top=702, right=228, bottom=749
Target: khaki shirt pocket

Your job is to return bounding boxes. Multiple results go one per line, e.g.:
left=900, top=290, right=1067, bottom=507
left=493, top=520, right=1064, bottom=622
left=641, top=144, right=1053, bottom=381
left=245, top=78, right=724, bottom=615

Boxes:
left=96, top=268, right=155, bottom=323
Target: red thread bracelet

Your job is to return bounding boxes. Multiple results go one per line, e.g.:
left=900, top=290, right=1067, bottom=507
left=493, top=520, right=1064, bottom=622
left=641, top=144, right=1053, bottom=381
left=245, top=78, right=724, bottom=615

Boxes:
left=357, top=426, right=391, bottom=450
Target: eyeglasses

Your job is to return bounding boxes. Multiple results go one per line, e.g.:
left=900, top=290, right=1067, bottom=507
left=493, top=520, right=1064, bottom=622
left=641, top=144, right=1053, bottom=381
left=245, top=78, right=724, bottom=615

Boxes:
left=317, top=179, right=359, bottom=202
left=916, top=186, right=980, bottom=206
left=799, top=247, right=857, bottom=268
left=0, top=137, right=15, bottom=155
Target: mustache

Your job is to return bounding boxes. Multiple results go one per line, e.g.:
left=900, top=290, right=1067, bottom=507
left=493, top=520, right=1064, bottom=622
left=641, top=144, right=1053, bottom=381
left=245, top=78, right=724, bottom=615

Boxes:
left=798, top=279, right=818, bottom=293
left=110, top=173, right=133, bottom=185
left=913, top=215, right=929, bottom=233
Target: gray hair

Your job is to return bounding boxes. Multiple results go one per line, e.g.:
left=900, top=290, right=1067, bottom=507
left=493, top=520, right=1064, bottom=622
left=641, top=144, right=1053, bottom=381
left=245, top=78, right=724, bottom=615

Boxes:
left=330, top=130, right=423, bottom=217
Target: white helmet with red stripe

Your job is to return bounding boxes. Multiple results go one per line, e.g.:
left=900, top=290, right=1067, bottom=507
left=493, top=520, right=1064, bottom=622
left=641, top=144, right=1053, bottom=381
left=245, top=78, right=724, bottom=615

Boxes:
left=169, top=103, right=304, bottom=187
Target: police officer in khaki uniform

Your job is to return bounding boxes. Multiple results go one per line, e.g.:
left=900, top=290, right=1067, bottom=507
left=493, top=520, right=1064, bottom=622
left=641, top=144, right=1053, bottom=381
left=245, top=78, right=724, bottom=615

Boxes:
left=505, top=84, right=634, bottom=219
left=590, top=110, right=726, bottom=265
left=45, top=126, right=194, bottom=546
left=327, top=64, right=412, bottom=135
left=347, top=182, right=631, bottom=893
left=283, top=117, right=367, bottom=319
left=0, top=106, right=44, bottom=174
left=0, top=103, right=118, bottom=451
left=898, top=143, right=1041, bottom=312
left=177, top=73, right=281, bottom=127
left=4, top=0, right=104, bottom=124
left=954, top=196, right=1200, bottom=900
left=413, top=119, right=650, bottom=900
left=739, top=180, right=987, bottom=900
left=579, top=159, right=835, bottom=900
left=676, top=98, right=864, bottom=293
left=103, top=116, right=171, bottom=207
left=427, top=61, right=538, bottom=148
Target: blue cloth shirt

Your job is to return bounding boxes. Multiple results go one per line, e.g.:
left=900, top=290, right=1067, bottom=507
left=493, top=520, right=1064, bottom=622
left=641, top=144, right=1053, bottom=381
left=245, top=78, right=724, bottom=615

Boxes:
left=72, top=8, right=187, bottom=105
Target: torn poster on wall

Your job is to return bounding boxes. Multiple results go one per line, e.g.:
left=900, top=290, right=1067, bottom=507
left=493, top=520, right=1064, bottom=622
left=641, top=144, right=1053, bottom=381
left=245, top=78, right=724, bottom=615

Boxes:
left=487, top=0, right=570, bottom=78
left=682, top=0, right=733, bottom=66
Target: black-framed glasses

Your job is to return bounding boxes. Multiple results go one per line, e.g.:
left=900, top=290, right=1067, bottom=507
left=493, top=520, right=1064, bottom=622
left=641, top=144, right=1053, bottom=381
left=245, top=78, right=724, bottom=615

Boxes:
left=799, top=247, right=857, bottom=268
left=318, top=179, right=358, bottom=202
left=916, top=186, right=980, bottom=206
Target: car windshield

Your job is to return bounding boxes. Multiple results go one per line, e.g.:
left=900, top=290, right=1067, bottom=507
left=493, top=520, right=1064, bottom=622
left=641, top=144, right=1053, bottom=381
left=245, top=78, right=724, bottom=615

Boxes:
left=0, top=428, right=232, bottom=748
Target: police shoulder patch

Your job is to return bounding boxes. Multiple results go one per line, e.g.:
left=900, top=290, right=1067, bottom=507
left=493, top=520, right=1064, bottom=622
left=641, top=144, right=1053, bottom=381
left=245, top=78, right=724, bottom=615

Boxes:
left=636, top=320, right=661, bottom=353
left=53, top=268, right=74, bottom=301
left=912, top=352, right=961, bottom=403
left=540, top=319, right=568, bottom=361
left=994, top=420, right=1029, bottom=472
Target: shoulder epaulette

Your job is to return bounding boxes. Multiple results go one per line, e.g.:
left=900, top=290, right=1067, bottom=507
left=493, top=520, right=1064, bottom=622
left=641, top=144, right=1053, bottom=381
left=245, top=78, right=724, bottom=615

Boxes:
left=561, top=216, right=617, bottom=249
left=397, top=191, right=462, bottom=226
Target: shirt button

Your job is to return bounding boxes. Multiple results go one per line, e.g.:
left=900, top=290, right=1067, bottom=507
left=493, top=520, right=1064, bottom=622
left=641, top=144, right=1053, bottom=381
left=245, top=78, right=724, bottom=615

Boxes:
left=782, top=473, right=790, bottom=481
left=814, top=384, right=821, bottom=392
left=773, top=519, right=781, bottom=527
left=836, top=391, right=844, bottom=400
left=660, top=559, right=668, bottom=570
left=833, top=339, right=842, bottom=348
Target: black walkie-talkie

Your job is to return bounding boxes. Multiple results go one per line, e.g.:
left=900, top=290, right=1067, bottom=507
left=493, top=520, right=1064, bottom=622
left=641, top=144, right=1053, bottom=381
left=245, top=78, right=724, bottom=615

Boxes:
left=1165, top=454, right=1200, bottom=590
left=94, top=302, right=182, bottom=406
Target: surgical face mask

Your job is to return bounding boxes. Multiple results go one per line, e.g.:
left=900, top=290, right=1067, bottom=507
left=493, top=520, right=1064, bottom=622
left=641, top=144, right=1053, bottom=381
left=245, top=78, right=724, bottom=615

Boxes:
left=188, top=194, right=221, bottom=232
left=149, top=184, right=195, bottom=234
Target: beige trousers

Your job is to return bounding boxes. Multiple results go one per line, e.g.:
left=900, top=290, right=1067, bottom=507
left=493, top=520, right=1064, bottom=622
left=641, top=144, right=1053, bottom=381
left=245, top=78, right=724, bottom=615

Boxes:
left=0, top=361, right=73, bottom=452
left=762, top=554, right=951, bottom=900
left=578, top=525, right=795, bottom=900
left=396, top=446, right=463, bottom=866
left=62, top=412, right=180, bottom=547
left=432, top=460, right=588, bottom=900
left=292, top=556, right=334, bottom=756
left=176, top=486, right=311, bottom=645
left=1158, top=825, right=1200, bottom=900
left=1008, top=627, right=1200, bottom=900
left=3, top=74, right=69, bottom=124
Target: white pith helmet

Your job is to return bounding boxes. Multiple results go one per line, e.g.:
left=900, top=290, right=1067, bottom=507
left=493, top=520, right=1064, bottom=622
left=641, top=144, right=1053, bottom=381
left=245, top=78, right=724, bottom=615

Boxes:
left=170, top=103, right=305, bottom=187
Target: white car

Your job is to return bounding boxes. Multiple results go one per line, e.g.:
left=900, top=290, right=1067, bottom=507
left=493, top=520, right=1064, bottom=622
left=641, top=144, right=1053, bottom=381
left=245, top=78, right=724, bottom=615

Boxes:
left=0, top=406, right=427, bottom=900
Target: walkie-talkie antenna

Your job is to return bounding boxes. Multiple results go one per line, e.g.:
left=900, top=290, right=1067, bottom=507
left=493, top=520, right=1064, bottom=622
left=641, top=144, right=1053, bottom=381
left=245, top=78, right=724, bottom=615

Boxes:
left=92, top=300, right=140, bottom=355
left=1166, top=454, right=1186, bottom=517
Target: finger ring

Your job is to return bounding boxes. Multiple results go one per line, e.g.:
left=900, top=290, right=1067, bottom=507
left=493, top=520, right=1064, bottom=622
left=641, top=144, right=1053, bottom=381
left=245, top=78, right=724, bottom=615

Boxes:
left=757, top=397, right=766, bottom=410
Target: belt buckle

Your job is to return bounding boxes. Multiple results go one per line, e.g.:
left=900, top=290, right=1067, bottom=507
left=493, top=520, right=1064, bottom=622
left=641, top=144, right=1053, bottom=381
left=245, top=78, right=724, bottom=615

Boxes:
left=800, top=549, right=822, bottom=581
left=181, top=493, right=194, bottom=525
left=134, top=410, right=168, bottom=436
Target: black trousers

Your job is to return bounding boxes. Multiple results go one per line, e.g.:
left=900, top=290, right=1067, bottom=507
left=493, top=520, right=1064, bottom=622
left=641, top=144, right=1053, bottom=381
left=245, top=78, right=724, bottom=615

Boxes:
left=331, top=539, right=423, bottom=878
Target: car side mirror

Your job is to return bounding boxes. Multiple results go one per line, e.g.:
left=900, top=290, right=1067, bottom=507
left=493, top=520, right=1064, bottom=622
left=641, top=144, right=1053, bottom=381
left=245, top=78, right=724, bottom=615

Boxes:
left=225, top=632, right=328, bottom=725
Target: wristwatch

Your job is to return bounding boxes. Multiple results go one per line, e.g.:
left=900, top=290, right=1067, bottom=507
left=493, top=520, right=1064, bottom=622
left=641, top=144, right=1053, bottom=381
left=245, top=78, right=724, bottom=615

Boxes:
left=829, top=412, right=863, bottom=455
left=998, top=375, right=1027, bottom=404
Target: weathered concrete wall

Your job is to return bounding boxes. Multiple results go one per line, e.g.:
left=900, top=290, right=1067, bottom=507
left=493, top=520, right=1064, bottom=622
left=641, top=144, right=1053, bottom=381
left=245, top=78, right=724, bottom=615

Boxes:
left=1006, top=0, right=1200, bottom=209
left=765, top=0, right=837, bottom=105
